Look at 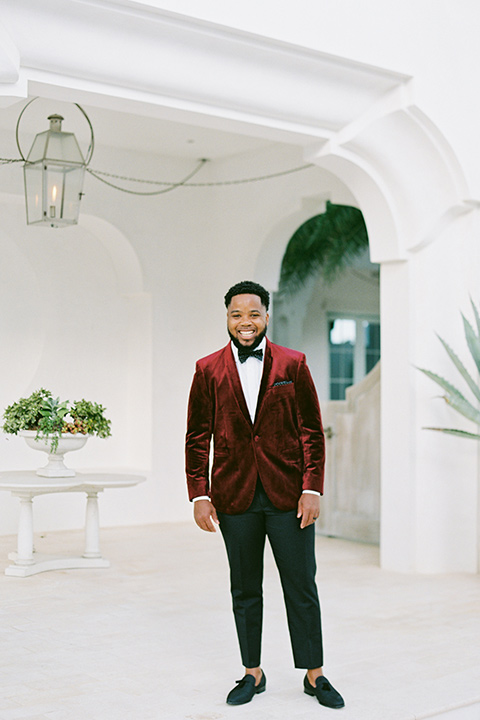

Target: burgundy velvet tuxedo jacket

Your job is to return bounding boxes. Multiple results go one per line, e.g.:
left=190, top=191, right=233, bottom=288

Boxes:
left=185, top=338, right=325, bottom=515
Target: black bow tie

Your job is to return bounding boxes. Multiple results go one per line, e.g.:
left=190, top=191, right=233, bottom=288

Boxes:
left=238, top=347, right=263, bottom=364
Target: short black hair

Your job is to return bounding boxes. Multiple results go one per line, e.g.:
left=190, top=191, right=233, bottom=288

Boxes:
left=224, top=280, right=270, bottom=310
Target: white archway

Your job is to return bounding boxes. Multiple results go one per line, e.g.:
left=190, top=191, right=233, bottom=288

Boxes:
left=252, top=98, right=478, bottom=572
left=307, top=110, right=477, bottom=572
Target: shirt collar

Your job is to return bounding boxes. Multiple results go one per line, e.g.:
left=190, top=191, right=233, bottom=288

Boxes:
left=231, top=336, right=266, bottom=363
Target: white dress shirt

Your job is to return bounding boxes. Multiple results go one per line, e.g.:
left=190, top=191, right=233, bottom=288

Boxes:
left=231, top=338, right=266, bottom=422
left=192, top=338, right=319, bottom=500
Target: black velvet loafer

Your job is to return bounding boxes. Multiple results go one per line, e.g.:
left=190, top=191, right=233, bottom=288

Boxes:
left=226, top=671, right=266, bottom=705
left=304, top=674, right=345, bottom=708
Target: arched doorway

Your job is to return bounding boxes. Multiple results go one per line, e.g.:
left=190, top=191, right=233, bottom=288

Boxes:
left=272, top=202, right=379, bottom=401
left=252, top=97, right=476, bottom=571
left=270, top=203, right=381, bottom=543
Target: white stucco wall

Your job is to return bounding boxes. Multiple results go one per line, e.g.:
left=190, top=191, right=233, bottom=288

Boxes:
left=0, top=140, right=346, bottom=534
left=143, top=0, right=480, bottom=193
left=0, top=0, right=479, bottom=572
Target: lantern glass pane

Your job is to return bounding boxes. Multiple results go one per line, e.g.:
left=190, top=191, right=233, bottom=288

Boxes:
left=45, top=167, right=66, bottom=221
left=45, top=132, right=84, bottom=163
left=27, top=131, right=84, bottom=164
left=61, top=166, right=85, bottom=223
left=24, top=162, right=85, bottom=227
left=26, top=131, right=49, bottom=163
left=23, top=163, right=44, bottom=224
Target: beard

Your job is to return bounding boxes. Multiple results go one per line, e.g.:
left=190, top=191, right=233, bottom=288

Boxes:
left=228, top=326, right=267, bottom=351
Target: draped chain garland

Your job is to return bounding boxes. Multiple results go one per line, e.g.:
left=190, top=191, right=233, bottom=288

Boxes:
left=1, top=156, right=314, bottom=196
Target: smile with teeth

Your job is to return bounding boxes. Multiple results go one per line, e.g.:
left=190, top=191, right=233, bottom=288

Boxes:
left=239, top=329, right=256, bottom=337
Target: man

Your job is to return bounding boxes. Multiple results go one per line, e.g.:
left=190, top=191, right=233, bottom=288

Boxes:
left=185, top=280, right=344, bottom=709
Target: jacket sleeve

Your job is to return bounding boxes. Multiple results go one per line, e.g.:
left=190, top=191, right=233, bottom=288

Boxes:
left=185, top=363, right=213, bottom=501
left=295, top=355, right=325, bottom=495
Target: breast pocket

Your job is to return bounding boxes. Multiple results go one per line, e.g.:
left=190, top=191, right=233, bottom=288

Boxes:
left=268, top=382, right=295, bottom=402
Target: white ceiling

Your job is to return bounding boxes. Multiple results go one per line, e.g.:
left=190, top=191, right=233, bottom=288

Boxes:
left=0, top=95, right=281, bottom=164
left=0, top=1, right=408, bottom=167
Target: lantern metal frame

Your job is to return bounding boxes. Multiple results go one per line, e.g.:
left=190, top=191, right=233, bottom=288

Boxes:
left=16, top=98, right=95, bottom=228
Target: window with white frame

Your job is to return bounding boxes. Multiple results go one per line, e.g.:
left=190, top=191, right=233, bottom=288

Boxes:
left=328, top=315, right=380, bottom=400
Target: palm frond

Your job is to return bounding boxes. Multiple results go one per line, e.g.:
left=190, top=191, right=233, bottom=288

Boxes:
left=279, top=202, right=370, bottom=292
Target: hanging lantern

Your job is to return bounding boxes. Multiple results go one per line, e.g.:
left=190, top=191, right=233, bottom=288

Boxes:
left=23, top=114, right=86, bottom=228
left=16, top=100, right=94, bottom=229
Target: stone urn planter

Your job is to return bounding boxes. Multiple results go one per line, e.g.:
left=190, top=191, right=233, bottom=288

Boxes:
left=2, top=388, right=111, bottom=478
left=19, top=430, right=90, bottom=477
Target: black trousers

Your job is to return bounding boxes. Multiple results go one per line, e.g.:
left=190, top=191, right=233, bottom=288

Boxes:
left=218, top=481, right=324, bottom=669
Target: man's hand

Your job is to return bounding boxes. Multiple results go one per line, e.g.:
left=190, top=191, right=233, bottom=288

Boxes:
left=194, top=499, right=219, bottom=532
left=297, top=493, right=320, bottom=529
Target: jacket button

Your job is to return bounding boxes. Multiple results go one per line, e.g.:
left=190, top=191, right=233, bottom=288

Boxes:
left=254, top=435, right=259, bottom=442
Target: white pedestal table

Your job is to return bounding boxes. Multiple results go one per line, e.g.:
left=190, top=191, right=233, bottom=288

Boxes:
left=0, top=471, right=145, bottom=577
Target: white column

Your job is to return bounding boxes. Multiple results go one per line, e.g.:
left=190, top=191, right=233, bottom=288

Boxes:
left=83, top=490, right=102, bottom=558
left=381, top=227, right=480, bottom=573
left=380, top=260, right=417, bottom=572
left=16, top=494, right=35, bottom=566
left=409, top=214, right=479, bottom=573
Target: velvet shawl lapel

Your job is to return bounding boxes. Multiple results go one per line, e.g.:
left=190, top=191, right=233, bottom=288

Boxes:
left=254, top=338, right=273, bottom=426
left=224, top=342, right=252, bottom=427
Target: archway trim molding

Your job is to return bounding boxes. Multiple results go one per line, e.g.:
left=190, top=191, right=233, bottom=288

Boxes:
left=306, top=106, right=470, bottom=263
left=1, top=1, right=408, bottom=143
left=254, top=194, right=331, bottom=293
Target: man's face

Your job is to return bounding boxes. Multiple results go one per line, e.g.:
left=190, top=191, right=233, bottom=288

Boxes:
left=227, top=293, right=269, bottom=348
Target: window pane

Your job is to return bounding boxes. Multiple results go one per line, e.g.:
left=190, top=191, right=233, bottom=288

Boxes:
left=364, top=321, right=381, bottom=374
left=329, top=317, right=380, bottom=400
left=330, top=319, right=356, bottom=345
left=329, top=319, right=355, bottom=400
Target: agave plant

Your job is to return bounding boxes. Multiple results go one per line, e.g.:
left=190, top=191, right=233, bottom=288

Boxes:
left=418, top=299, right=480, bottom=439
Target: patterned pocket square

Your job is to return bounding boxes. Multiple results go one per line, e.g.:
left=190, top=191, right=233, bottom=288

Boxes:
left=273, top=380, right=293, bottom=386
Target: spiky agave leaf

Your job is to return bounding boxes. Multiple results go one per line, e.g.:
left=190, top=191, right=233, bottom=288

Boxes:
left=417, top=367, right=468, bottom=400
left=436, top=334, right=480, bottom=403
left=423, top=427, right=480, bottom=440
left=417, top=367, right=480, bottom=424
left=462, top=313, right=480, bottom=377
left=443, top=392, right=480, bottom=425
left=419, top=300, right=480, bottom=440
left=470, top=297, right=480, bottom=338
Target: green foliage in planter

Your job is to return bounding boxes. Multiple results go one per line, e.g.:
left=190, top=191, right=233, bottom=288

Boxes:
left=2, top=389, right=112, bottom=453
left=37, top=396, right=70, bottom=451
left=2, top=388, right=52, bottom=435
left=70, top=399, right=111, bottom=439
left=417, top=298, right=480, bottom=440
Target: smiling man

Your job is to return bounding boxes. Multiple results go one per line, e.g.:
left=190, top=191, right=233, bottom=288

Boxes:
left=185, top=280, right=344, bottom=709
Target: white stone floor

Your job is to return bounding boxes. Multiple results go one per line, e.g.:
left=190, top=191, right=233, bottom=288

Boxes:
left=0, top=522, right=479, bottom=720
